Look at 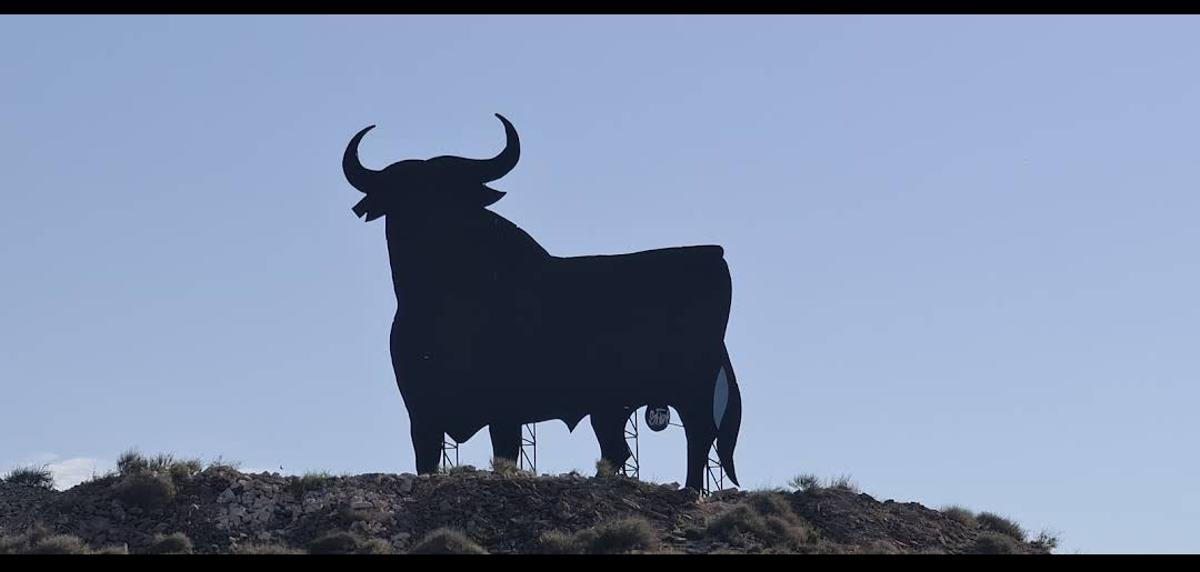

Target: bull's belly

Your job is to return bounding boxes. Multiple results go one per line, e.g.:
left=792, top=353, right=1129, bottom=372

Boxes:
left=423, top=347, right=710, bottom=426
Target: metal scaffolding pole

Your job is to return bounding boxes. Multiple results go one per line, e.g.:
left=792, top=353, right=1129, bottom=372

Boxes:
left=703, top=442, right=726, bottom=496
left=621, top=408, right=640, bottom=479
left=440, top=435, right=459, bottom=471
left=519, top=423, right=537, bottom=473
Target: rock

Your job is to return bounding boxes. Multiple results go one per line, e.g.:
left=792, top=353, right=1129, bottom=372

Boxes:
left=708, top=488, right=741, bottom=502
left=554, top=500, right=571, bottom=518
left=217, top=488, right=237, bottom=504
left=351, top=501, right=373, bottom=511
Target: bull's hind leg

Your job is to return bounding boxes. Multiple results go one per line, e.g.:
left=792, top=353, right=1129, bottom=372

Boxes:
left=675, top=361, right=723, bottom=491
left=489, top=423, right=522, bottom=466
left=679, top=412, right=717, bottom=491
left=590, top=408, right=632, bottom=474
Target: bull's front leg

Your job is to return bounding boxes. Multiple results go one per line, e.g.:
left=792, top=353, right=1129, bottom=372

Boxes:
left=392, top=319, right=444, bottom=474
left=489, top=423, right=522, bottom=466
left=410, top=416, right=444, bottom=475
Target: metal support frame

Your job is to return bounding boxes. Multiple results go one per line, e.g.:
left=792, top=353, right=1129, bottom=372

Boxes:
left=441, top=426, right=536, bottom=473
left=439, top=411, right=730, bottom=496
left=440, top=435, right=459, bottom=471
left=519, top=423, right=537, bottom=473
left=703, top=442, right=726, bottom=496
left=621, top=408, right=640, bottom=479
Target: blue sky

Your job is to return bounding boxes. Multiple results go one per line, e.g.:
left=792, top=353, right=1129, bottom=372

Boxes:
left=2, top=15, right=1199, bottom=553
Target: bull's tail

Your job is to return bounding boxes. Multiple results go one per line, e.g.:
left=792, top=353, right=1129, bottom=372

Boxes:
left=714, top=349, right=742, bottom=487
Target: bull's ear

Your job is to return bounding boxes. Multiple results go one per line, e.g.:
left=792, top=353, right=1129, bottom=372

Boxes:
left=478, top=184, right=506, bottom=207
left=351, top=196, right=385, bottom=221
left=352, top=197, right=370, bottom=218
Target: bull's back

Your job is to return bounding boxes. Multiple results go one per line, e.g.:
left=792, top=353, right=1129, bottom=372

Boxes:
left=547, top=245, right=730, bottom=320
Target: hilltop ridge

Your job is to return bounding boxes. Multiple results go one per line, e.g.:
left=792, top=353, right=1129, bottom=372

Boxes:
left=0, top=456, right=1055, bottom=555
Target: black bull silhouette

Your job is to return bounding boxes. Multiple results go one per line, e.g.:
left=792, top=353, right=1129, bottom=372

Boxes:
left=342, top=114, right=742, bottom=490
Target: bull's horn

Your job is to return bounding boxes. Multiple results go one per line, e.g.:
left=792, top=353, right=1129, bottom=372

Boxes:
left=464, top=114, right=520, bottom=183
left=343, top=125, right=380, bottom=193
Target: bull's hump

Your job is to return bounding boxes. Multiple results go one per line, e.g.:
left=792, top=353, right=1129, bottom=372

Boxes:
left=632, top=244, right=722, bottom=256
left=637, top=244, right=724, bottom=260
left=558, top=244, right=724, bottom=263
left=672, top=244, right=724, bottom=258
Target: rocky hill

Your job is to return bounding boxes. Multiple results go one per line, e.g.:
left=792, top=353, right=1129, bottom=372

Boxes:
left=0, top=456, right=1055, bottom=555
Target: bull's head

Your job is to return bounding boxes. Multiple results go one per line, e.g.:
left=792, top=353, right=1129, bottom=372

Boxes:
left=342, top=113, right=520, bottom=221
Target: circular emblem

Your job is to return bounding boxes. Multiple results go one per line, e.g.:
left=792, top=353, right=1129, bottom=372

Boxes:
left=645, top=405, right=671, bottom=432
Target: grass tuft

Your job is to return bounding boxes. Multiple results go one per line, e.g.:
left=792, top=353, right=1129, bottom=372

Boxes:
left=576, top=517, right=659, bottom=554
left=595, top=458, right=618, bottom=478
left=490, top=457, right=528, bottom=477
left=146, top=532, right=193, bottom=554
left=1030, top=530, right=1060, bottom=553
left=538, top=518, right=659, bottom=554
left=287, top=471, right=335, bottom=496
left=234, top=542, right=305, bottom=555
left=787, top=473, right=859, bottom=493
left=704, top=491, right=819, bottom=551
left=25, top=534, right=91, bottom=554
left=308, top=532, right=361, bottom=554
left=0, top=528, right=124, bottom=555
left=940, top=505, right=978, bottom=528
left=969, top=531, right=1022, bottom=554
left=976, top=512, right=1026, bottom=542
left=113, top=471, right=176, bottom=510
left=2, top=465, right=54, bottom=489
left=408, top=528, right=487, bottom=554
